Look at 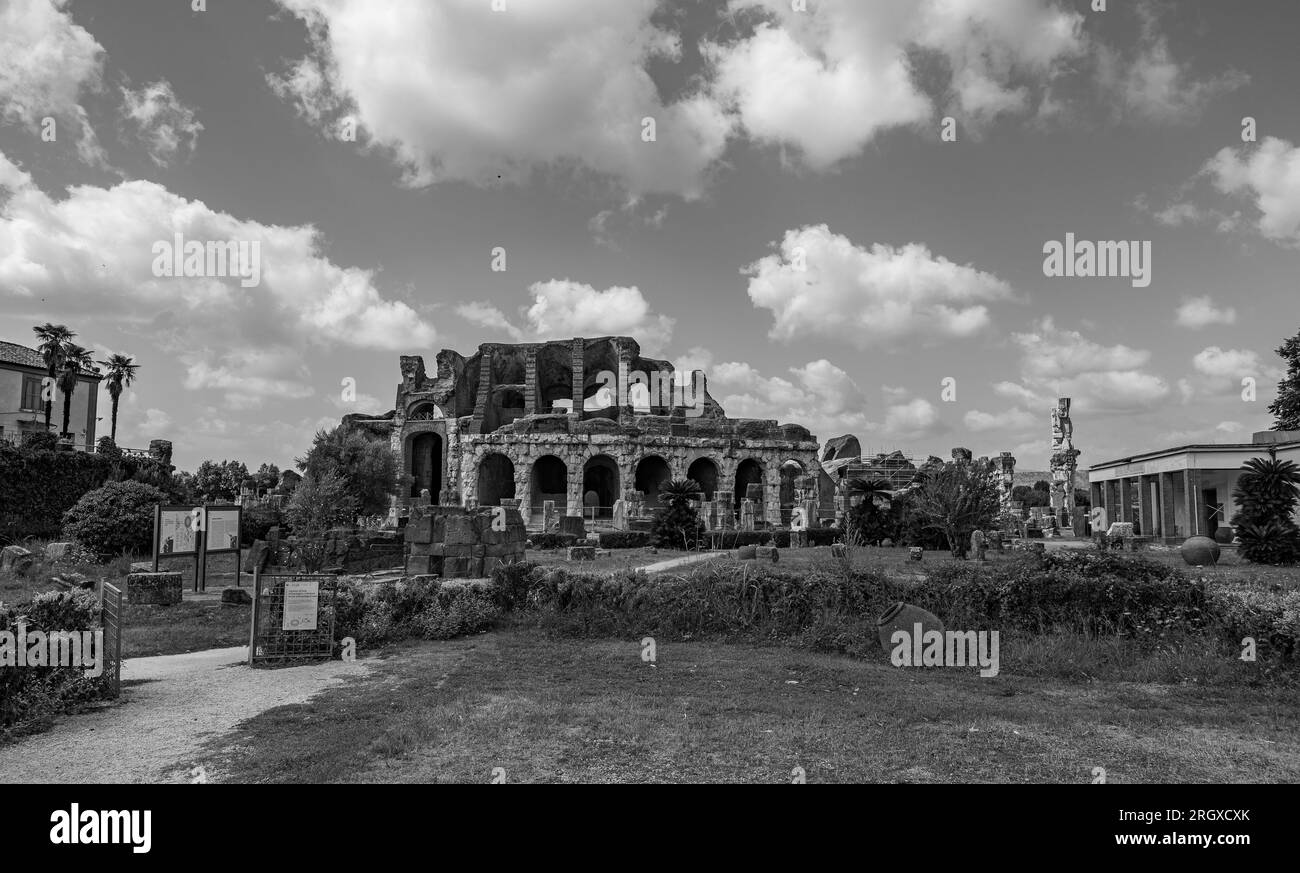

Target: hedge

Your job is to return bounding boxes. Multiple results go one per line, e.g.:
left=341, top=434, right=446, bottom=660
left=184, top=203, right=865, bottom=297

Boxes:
left=597, top=531, right=654, bottom=549
left=528, top=532, right=579, bottom=550
left=0, top=445, right=174, bottom=542
left=1, top=590, right=113, bottom=736
left=333, top=576, right=498, bottom=650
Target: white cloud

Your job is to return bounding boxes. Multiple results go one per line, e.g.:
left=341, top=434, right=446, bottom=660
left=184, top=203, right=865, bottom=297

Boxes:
left=963, top=407, right=1037, bottom=433
left=1204, top=137, right=1300, bottom=245
left=1192, top=346, right=1261, bottom=379
left=882, top=397, right=947, bottom=441
left=1103, top=7, right=1247, bottom=124
left=0, top=149, right=435, bottom=412
left=458, top=280, right=674, bottom=348
left=1175, top=296, right=1236, bottom=329
left=744, top=224, right=1015, bottom=348
left=268, top=0, right=732, bottom=198
left=120, top=80, right=202, bottom=166
left=0, top=0, right=106, bottom=164
left=706, top=357, right=874, bottom=438
left=1002, top=318, right=1170, bottom=412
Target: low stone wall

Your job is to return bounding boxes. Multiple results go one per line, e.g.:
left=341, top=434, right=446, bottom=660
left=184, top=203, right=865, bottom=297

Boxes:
left=406, top=503, right=527, bottom=578
left=126, top=571, right=183, bottom=605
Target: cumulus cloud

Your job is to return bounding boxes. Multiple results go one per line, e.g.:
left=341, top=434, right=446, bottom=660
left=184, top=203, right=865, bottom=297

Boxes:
left=1100, top=5, right=1247, bottom=124
left=963, top=407, right=1037, bottom=433
left=1175, top=296, right=1236, bottom=329
left=1203, top=138, right=1300, bottom=246
left=120, top=80, right=202, bottom=166
left=0, top=0, right=106, bottom=164
left=0, top=149, right=435, bottom=410
left=743, top=224, right=1015, bottom=348
left=268, top=0, right=732, bottom=198
left=458, top=280, right=674, bottom=348
left=999, top=318, right=1170, bottom=412
left=704, top=357, right=875, bottom=438
left=1192, top=346, right=1262, bottom=380
left=882, top=397, right=948, bottom=441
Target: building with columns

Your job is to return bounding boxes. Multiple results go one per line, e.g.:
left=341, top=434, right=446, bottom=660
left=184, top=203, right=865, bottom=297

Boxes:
left=1088, top=430, right=1300, bottom=543
left=349, top=336, right=820, bottom=527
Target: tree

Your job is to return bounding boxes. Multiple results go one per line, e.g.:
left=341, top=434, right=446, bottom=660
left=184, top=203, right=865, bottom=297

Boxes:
left=99, top=353, right=139, bottom=442
left=253, top=462, right=281, bottom=493
left=56, top=343, right=94, bottom=439
left=296, top=426, right=397, bottom=516
left=1012, top=484, right=1050, bottom=509
left=1268, top=327, right=1300, bottom=431
left=284, top=471, right=357, bottom=572
left=651, top=478, right=705, bottom=550
left=194, top=459, right=249, bottom=501
left=844, top=477, right=894, bottom=545
left=32, top=323, right=74, bottom=431
left=1231, top=453, right=1300, bottom=565
left=909, top=458, right=1001, bottom=558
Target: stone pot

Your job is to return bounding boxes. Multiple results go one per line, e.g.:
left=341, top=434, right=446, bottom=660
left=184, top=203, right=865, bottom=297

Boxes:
left=1213, top=526, right=1235, bottom=545
left=876, top=602, right=944, bottom=655
left=1180, top=535, right=1221, bottom=566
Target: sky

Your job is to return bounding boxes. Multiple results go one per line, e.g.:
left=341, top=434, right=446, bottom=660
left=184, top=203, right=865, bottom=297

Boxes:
left=1, top=0, right=1297, bottom=474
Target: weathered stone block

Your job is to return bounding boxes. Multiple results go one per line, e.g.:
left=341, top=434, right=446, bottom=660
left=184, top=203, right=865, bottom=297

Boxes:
left=756, top=546, right=779, bottom=562
left=830, top=543, right=847, bottom=558
left=44, top=542, right=73, bottom=561
left=127, top=571, right=183, bottom=605
left=734, top=545, right=757, bottom=560
left=1, top=545, right=34, bottom=575
left=407, top=512, right=433, bottom=544
left=220, top=586, right=252, bottom=605
left=559, top=516, right=586, bottom=537
left=406, top=555, right=438, bottom=575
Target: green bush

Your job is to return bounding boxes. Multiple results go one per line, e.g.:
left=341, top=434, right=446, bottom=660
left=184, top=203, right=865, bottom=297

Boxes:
left=597, top=531, right=653, bottom=549
left=1207, top=586, right=1300, bottom=668
left=332, top=575, right=499, bottom=650
left=528, top=532, right=578, bottom=550
left=1, top=590, right=112, bottom=735
left=490, top=560, right=538, bottom=610
left=240, top=503, right=283, bottom=546
left=0, top=443, right=174, bottom=542
left=60, top=480, right=167, bottom=559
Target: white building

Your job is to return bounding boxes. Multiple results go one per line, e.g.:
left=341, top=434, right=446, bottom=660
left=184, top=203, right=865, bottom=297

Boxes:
left=1088, top=430, right=1300, bottom=543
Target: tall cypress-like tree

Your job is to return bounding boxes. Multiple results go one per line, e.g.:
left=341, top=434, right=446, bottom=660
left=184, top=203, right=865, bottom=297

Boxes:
left=1268, top=327, right=1300, bottom=431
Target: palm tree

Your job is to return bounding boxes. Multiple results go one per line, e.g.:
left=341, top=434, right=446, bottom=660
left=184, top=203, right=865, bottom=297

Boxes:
left=99, top=353, right=140, bottom=442
left=56, top=343, right=94, bottom=441
left=32, top=323, right=74, bottom=431
left=845, top=477, right=894, bottom=506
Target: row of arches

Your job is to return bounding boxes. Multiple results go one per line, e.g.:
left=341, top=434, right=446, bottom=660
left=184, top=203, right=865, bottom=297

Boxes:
left=409, top=432, right=811, bottom=518
left=474, top=453, right=783, bottom=513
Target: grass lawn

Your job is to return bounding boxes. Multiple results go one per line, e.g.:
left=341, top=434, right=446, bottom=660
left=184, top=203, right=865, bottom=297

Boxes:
left=198, top=626, right=1300, bottom=783
left=123, top=600, right=250, bottom=658
left=525, top=547, right=693, bottom=574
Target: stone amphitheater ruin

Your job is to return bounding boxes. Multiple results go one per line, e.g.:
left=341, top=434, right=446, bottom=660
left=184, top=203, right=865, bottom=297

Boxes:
left=343, top=335, right=1023, bottom=531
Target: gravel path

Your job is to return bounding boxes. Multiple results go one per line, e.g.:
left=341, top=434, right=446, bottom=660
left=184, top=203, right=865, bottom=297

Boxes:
left=0, top=647, right=371, bottom=784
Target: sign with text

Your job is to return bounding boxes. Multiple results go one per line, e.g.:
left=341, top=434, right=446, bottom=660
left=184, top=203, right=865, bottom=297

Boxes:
left=282, top=578, right=320, bottom=631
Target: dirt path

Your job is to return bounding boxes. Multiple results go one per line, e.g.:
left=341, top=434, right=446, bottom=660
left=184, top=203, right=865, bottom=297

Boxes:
left=641, top=552, right=723, bottom=573
left=0, top=647, right=371, bottom=784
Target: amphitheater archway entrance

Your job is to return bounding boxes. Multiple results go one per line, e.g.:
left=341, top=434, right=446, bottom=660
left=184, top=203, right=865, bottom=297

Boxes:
left=635, top=455, right=673, bottom=509
left=476, top=453, right=516, bottom=506
left=734, top=458, right=764, bottom=513
left=583, top=455, right=620, bottom=518
left=530, top=455, right=568, bottom=515
left=686, top=457, right=720, bottom=499
left=410, top=432, right=443, bottom=499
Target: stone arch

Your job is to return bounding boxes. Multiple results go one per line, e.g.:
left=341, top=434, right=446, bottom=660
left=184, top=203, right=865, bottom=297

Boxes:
left=734, top=457, right=764, bottom=512
left=635, top=455, right=673, bottom=509
left=583, top=454, right=620, bottom=517
left=536, top=344, right=573, bottom=413
left=475, top=452, right=516, bottom=506
left=779, top=459, right=805, bottom=525
left=686, top=456, right=720, bottom=499
left=410, top=432, right=443, bottom=499
left=530, top=455, right=568, bottom=514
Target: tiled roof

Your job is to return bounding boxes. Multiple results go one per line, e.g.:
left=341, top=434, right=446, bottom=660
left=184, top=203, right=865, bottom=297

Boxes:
left=0, top=341, right=46, bottom=369
left=0, top=341, right=102, bottom=377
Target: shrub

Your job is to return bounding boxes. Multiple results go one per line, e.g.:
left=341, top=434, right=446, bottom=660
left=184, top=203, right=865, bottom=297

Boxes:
left=490, top=560, right=538, bottom=610
left=701, top=530, right=770, bottom=550
left=597, top=531, right=653, bottom=549
left=1231, top=456, right=1300, bottom=565
left=651, top=479, right=705, bottom=549
left=21, top=432, right=58, bottom=452
left=1207, top=586, right=1300, bottom=668
left=297, top=426, right=397, bottom=515
left=241, top=503, right=283, bottom=546
left=60, top=480, right=167, bottom=559
left=528, top=532, right=578, bottom=550
left=332, top=575, right=500, bottom=650
left=1, top=590, right=111, bottom=735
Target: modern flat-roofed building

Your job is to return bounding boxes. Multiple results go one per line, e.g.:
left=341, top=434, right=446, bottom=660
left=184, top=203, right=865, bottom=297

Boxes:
left=0, top=340, right=102, bottom=450
left=1088, top=430, right=1300, bottom=543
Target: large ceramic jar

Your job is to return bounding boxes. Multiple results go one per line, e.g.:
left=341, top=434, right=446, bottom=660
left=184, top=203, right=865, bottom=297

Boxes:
left=876, top=602, right=945, bottom=654
left=1180, top=535, right=1221, bottom=566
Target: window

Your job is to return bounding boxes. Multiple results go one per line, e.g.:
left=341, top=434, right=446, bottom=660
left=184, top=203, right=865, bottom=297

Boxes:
left=20, top=375, right=44, bottom=412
